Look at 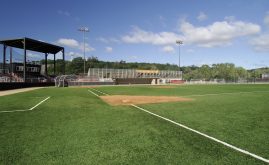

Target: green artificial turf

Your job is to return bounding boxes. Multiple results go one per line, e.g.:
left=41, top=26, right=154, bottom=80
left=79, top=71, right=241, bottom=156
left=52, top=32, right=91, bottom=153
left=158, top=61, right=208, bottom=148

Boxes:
left=0, top=84, right=268, bottom=164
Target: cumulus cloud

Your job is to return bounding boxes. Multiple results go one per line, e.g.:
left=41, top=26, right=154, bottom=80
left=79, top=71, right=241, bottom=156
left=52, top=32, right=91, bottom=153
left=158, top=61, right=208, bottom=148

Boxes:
left=68, top=51, right=83, bottom=57
left=264, top=12, right=269, bottom=27
left=162, top=46, right=175, bottom=53
left=197, top=12, right=207, bottom=21
left=67, top=52, right=83, bottom=60
left=57, top=38, right=79, bottom=47
left=78, top=43, right=95, bottom=52
left=97, top=37, right=120, bottom=43
left=56, top=38, right=95, bottom=52
left=121, top=18, right=260, bottom=48
left=129, top=55, right=138, bottom=60
left=186, top=49, right=195, bottom=53
left=105, top=47, right=113, bottom=53
left=27, top=53, right=40, bottom=58
left=250, top=34, right=269, bottom=52
left=249, top=12, right=269, bottom=52
left=122, top=26, right=181, bottom=45
left=180, top=20, right=260, bottom=47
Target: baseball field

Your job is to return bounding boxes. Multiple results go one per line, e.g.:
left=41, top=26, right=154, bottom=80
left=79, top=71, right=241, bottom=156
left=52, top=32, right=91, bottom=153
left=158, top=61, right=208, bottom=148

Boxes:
left=0, top=84, right=269, bottom=164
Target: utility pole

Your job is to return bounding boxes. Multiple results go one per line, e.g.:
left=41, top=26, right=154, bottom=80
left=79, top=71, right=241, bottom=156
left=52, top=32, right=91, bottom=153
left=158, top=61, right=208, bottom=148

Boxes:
left=176, top=40, right=183, bottom=79
left=78, top=27, right=89, bottom=75
left=176, top=40, right=183, bottom=71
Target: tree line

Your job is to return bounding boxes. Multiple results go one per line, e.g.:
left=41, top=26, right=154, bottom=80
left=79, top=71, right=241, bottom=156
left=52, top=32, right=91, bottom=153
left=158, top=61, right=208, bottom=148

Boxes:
left=42, top=57, right=269, bottom=80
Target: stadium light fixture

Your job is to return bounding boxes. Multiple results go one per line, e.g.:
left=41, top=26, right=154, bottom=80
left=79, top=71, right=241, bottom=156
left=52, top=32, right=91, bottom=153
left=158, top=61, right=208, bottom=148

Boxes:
left=78, top=27, right=89, bottom=75
left=176, top=40, right=183, bottom=71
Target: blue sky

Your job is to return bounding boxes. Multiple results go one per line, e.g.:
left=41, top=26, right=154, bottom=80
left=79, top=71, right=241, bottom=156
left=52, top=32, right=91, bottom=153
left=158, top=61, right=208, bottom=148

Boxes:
left=1, top=0, right=269, bottom=69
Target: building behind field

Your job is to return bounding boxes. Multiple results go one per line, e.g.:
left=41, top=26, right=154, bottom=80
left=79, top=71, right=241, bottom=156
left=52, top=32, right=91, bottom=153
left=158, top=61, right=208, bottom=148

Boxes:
left=261, top=73, right=269, bottom=79
left=87, top=68, right=182, bottom=85
left=60, top=68, right=183, bottom=86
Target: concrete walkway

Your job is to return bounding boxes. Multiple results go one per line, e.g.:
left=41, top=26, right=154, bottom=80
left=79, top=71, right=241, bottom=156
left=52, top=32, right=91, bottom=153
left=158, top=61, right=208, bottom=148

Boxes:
left=0, top=87, right=44, bottom=96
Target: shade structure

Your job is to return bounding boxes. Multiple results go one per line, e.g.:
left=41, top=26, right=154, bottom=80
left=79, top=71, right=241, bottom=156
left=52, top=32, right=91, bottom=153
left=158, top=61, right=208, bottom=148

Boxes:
left=0, top=37, right=63, bottom=54
left=0, top=37, right=65, bottom=82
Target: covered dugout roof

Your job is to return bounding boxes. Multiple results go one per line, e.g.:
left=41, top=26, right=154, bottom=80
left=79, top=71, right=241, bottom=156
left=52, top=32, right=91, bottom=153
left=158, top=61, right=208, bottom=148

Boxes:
left=0, top=37, right=64, bottom=54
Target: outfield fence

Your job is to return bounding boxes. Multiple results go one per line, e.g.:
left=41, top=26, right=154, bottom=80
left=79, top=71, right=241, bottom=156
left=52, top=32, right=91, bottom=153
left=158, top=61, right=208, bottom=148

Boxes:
left=185, top=78, right=269, bottom=84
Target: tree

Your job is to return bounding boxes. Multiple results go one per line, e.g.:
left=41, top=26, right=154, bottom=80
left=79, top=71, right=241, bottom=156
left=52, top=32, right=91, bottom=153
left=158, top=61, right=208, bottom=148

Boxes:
left=199, top=65, right=211, bottom=80
left=69, top=57, right=84, bottom=74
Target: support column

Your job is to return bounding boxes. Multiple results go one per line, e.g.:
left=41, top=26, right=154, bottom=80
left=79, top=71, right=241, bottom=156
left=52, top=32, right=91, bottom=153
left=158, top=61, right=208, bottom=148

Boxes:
left=3, top=45, right=6, bottom=74
left=53, top=54, right=56, bottom=75
left=45, top=53, right=48, bottom=76
left=23, top=38, right=26, bottom=82
left=10, top=47, right=12, bottom=82
left=62, top=49, right=65, bottom=74
left=10, top=47, right=12, bottom=73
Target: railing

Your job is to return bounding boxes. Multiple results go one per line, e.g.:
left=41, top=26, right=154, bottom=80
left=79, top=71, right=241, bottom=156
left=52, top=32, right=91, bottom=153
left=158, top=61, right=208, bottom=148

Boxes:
left=87, top=68, right=182, bottom=79
left=185, top=79, right=269, bottom=84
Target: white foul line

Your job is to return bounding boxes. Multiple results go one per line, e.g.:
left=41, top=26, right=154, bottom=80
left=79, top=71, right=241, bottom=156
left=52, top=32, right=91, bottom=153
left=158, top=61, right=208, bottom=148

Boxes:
left=91, top=88, right=109, bottom=95
left=131, top=104, right=269, bottom=164
left=88, top=90, right=99, bottom=97
left=29, top=96, right=50, bottom=110
left=87, top=89, right=269, bottom=163
left=0, top=96, right=51, bottom=113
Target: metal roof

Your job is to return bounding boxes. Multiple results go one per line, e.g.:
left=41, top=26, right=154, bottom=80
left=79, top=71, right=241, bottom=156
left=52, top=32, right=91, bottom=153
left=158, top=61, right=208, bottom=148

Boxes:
left=0, top=37, right=64, bottom=54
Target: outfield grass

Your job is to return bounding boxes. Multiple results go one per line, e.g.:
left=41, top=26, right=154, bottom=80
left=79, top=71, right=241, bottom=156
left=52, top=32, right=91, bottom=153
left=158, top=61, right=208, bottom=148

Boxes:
left=0, top=84, right=268, bottom=164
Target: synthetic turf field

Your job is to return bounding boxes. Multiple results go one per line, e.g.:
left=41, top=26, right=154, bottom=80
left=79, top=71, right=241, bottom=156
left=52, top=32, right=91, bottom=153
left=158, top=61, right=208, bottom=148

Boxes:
left=0, top=84, right=268, bottom=164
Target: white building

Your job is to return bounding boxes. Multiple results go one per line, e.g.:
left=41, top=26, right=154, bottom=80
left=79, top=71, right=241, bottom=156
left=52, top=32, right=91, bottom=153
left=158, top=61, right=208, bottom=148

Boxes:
left=261, top=73, right=269, bottom=79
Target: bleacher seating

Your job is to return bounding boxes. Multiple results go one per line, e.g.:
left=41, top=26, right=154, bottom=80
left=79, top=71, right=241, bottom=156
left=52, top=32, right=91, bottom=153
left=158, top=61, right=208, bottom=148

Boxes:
left=115, top=78, right=153, bottom=85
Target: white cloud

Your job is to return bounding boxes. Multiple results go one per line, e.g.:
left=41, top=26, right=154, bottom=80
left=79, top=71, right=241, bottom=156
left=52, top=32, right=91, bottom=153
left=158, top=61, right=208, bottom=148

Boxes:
left=250, top=34, right=269, bottom=52
left=249, top=12, right=269, bottom=52
left=78, top=43, right=95, bottom=52
left=105, top=47, right=113, bottom=53
left=224, top=16, right=236, bottom=22
left=68, top=52, right=83, bottom=57
left=122, top=26, right=181, bottom=45
left=97, top=37, right=120, bottom=43
left=56, top=38, right=95, bottom=52
left=121, top=18, right=260, bottom=48
left=27, top=53, right=40, bottom=58
left=56, top=38, right=79, bottom=47
left=186, top=49, right=195, bottom=53
left=264, top=12, right=269, bottom=27
left=97, top=37, right=109, bottom=43
left=180, top=20, right=260, bottom=47
left=68, top=52, right=83, bottom=61
left=128, top=55, right=138, bottom=60
left=197, top=12, right=207, bottom=21
left=162, top=46, right=175, bottom=53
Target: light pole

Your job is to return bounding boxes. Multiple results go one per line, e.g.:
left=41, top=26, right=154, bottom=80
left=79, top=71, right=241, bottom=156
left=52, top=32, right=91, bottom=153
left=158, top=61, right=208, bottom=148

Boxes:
left=78, top=27, right=89, bottom=75
left=176, top=40, right=183, bottom=71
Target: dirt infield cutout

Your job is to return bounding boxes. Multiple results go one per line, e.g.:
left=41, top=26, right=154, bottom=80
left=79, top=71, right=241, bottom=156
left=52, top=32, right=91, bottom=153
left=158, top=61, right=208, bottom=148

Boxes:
left=100, top=95, right=192, bottom=106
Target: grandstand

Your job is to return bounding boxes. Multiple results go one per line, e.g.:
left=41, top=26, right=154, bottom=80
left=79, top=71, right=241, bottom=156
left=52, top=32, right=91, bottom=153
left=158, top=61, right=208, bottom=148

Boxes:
left=0, top=37, right=65, bottom=90
left=58, top=68, right=183, bottom=86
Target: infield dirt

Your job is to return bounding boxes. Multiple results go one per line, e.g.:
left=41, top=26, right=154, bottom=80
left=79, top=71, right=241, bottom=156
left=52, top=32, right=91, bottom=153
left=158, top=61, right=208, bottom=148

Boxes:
left=100, top=95, right=192, bottom=106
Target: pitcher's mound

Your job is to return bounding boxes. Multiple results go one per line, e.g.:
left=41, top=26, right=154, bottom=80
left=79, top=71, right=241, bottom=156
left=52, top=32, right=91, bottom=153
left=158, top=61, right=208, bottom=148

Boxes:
left=100, top=95, right=192, bottom=106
